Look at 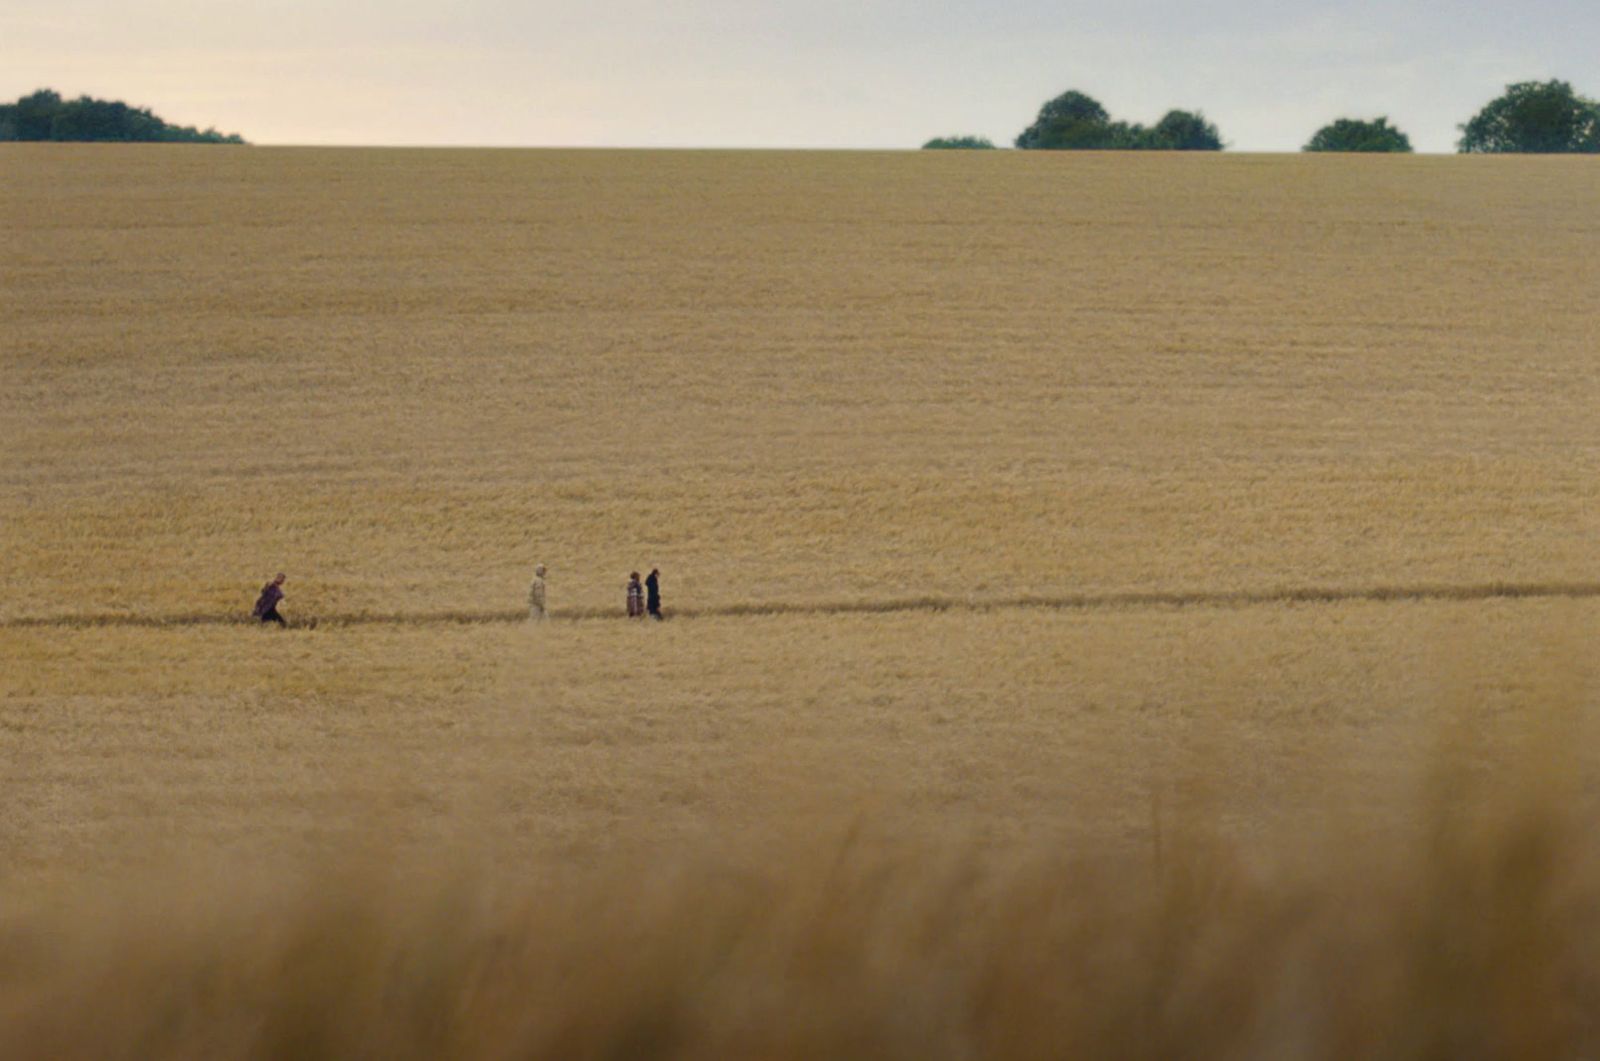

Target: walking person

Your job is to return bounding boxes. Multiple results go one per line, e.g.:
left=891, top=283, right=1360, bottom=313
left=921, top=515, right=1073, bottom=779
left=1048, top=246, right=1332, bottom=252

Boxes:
left=528, top=564, right=548, bottom=622
left=645, top=567, right=663, bottom=620
left=253, top=573, right=288, bottom=627
left=627, top=572, right=645, bottom=618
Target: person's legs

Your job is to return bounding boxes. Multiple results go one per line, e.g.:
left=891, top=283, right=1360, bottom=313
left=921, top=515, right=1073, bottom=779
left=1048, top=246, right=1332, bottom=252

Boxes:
left=261, top=607, right=287, bottom=627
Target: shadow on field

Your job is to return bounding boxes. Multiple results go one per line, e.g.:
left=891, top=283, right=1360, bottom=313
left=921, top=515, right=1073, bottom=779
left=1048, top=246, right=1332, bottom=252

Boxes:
left=7, top=578, right=1600, bottom=630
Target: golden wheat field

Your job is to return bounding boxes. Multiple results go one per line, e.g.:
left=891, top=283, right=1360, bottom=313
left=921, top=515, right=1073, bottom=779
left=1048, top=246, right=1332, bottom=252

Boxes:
left=2, top=145, right=1599, bottom=1056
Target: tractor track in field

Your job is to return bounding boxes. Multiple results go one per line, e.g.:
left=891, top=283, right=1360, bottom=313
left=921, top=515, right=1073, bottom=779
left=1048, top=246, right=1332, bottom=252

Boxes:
left=4, top=580, right=1599, bottom=631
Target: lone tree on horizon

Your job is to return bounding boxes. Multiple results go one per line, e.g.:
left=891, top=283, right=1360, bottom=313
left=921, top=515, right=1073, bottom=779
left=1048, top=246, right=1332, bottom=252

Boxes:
left=1457, top=80, right=1600, bottom=153
left=1145, top=109, right=1224, bottom=150
left=1304, top=117, right=1413, bottom=153
left=1015, top=90, right=1112, bottom=148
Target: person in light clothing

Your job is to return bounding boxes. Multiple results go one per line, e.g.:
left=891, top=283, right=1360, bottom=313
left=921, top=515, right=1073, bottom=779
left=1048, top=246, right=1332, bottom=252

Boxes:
left=627, top=572, right=645, bottom=618
left=528, top=564, right=548, bottom=621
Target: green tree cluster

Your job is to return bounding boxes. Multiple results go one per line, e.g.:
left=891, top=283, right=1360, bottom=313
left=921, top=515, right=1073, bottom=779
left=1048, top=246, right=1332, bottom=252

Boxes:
left=0, top=89, right=246, bottom=143
left=1015, top=90, right=1223, bottom=150
left=1303, top=117, right=1413, bottom=153
left=1457, top=80, right=1600, bottom=153
left=921, top=135, right=996, bottom=150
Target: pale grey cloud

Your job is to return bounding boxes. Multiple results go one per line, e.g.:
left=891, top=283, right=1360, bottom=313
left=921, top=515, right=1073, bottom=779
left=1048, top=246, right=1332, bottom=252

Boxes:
left=2, top=0, right=1595, bottom=149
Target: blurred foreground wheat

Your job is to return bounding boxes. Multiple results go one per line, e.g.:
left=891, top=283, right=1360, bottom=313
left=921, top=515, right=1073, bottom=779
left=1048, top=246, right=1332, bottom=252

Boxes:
left=2, top=774, right=1595, bottom=1059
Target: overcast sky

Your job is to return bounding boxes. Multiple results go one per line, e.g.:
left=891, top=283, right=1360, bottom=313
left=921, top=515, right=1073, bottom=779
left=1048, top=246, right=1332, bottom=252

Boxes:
left=3, top=0, right=1596, bottom=151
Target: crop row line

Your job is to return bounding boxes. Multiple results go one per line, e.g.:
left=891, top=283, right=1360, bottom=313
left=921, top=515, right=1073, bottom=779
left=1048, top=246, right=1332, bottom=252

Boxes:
left=4, top=580, right=1598, bottom=631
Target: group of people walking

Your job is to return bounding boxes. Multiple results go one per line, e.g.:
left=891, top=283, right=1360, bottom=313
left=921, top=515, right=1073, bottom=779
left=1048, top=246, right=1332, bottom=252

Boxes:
left=527, top=564, right=662, bottom=623
left=250, top=564, right=663, bottom=627
left=627, top=569, right=663, bottom=620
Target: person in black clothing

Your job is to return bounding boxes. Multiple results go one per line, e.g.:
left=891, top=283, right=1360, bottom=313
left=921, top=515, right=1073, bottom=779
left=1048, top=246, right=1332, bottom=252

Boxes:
left=645, top=568, right=662, bottom=620
left=253, top=573, right=287, bottom=626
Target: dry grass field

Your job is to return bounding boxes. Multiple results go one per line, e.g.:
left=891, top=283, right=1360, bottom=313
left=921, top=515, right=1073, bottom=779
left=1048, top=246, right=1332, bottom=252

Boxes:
left=2, top=145, right=1599, bottom=1055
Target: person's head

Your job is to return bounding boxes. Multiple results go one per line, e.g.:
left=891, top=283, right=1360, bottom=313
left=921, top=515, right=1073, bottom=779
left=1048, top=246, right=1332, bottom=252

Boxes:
left=273, top=573, right=286, bottom=586
left=630, top=572, right=640, bottom=581
left=650, top=568, right=659, bottom=576
left=535, top=564, right=546, bottom=577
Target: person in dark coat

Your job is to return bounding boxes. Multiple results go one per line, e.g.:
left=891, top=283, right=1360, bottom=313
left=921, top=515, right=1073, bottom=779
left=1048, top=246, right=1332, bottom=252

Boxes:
left=645, top=568, right=662, bottom=620
left=253, top=573, right=288, bottom=626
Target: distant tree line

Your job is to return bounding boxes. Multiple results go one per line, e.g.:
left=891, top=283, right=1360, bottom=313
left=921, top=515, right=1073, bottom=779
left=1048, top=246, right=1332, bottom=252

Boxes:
left=925, top=79, right=1600, bottom=154
left=0, top=89, right=246, bottom=144
left=922, top=135, right=996, bottom=150
left=1303, top=117, right=1412, bottom=153
left=1014, top=91, right=1223, bottom=150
